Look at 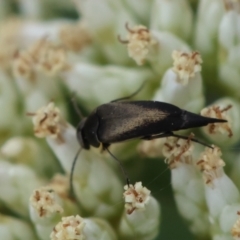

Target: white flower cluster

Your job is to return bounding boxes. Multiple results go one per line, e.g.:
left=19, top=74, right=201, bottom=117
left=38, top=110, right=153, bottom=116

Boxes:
left=0, top=1, right=240, bottom=240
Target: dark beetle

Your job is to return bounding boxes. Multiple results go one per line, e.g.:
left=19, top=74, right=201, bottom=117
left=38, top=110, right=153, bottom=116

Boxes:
left=69, top=99, right=227, bottom=194
left=76, top=100, right=227, bottom=150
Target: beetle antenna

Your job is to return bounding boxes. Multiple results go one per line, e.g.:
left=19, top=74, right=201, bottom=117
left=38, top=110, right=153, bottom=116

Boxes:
left=69, top=147, right=82, bottom=198
left=111, top=81, right=146, bottom=102
left=71, top=92, right=85, bottom=120
left=105, top=147, right=130, bottom=186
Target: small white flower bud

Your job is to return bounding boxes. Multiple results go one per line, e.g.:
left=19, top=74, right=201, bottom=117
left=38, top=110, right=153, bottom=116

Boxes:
left=150, top=0, right=193, bottom=41
left=123, top=182, right=151, bottom=214
left=118, top=24, right=157, bottom=65
left=172, top=50, right=202, bottom=85
left=62, top=63, right=154, bottom=110
left=154, top=50, right=204, bottom=112
left=0, top=214, right=37, bottom=240
left=194, top=0, right=225, bottom=55
left=218, top=205, right=240, bottom=236
left=1, top=137, right=33, bottom=160
left=50, top=215, right=117, bottom=240
left=219, top=46, right=240, bottom=98
left=0, top=161, right=44, bottom=217
left=197, top=146, right=225, bottom=186
left=218, top=8, right=240, bottom=99
left=30, top=187, right=63, bottom=219
left=50, top=215, right=85, bottom=240
left=201, top=98, right=240, bottom=146
left=163, top=137, right=210, bottom=237
left=13, top=38, right=70, bottom=81
left=197, top=146, right=240, bottom=219
left=12, top=37, right=70, bottom=113
left=1, top=136, right=59, bottom=177
left=218, top=4, right=240, bottom=97
left=162, top=135, right=194, bottom=168
left=201, top=105, right=232, bottom=136
left=148, top=30, right=190, bottom=74
left=29, top=177, right=80, bottom=240
left=29, top=102, right=67, bottom=142
left=219, top=10, right=240, bottom=51
left=119, top=184, right=160, bottom=240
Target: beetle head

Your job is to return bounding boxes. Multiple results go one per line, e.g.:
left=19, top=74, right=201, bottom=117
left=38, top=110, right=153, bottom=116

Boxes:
left=76, top=118, right=90, bottom=149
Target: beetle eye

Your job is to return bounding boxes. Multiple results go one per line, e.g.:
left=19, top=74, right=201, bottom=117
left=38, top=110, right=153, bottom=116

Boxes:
left=77, top=129, right=90, bottom=149
left=76, top=118, right=90, bottom=149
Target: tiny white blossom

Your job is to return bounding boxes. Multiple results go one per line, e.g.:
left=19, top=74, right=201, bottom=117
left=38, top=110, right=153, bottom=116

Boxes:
left=30, top=187, right=64, bottom=218
left=172, top=50, right=202, bottom=85
left=197, top=145, right=240, bottom=239
left=123, top=182, right=150, bottom=214
left=197, top=146, right=240, bottom=218
left=119, top=24, right=157, bottom=65
left=197, top=146, right=225, bottom=186
left=162, top=135, right=194, bottom=168
left=201, top=104, right=232, bottom=136
left=153, top=50, right=204, bottom=112
left=30, top=102, right=67, bottom=141
left=120, top=175, right=160, bottom=239
left=200, top=99, right=236, bottom=146
left=51, top=215, right=117, bottom=240
left=50, top=215, right=86, bottom=240
left=13, top=38, right=70, bottom=81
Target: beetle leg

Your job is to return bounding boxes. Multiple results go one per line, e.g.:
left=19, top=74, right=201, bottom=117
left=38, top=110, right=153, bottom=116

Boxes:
left=141, top=132, right=172, bottom=140
left=101, top=143, right=110, bottom=152
left=168, top=133, right=212, bottom=148
left=142, top=132, right=212, bottom=148
left=104, top=147, right=130, bottom=186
